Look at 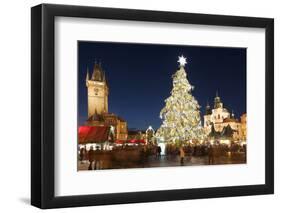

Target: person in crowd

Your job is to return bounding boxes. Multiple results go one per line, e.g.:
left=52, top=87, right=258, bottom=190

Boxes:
left=94, top=146, right=101, bottom=170
left=79, top=147, right=85, bottom=163
left=154, top=146, right=158, bottom=159
left=88, top=146, right=94, bottom=170
left=243, top=144, right=247, bottom=162
left=193, top=145, right=198, bottom=156
left=157, top=146, right=162, bottom=158
left=179, top=146, right=185, bottom=165
left=208, top=145, right=214, bottom=165
left=186, top=144, right=193, bottom=161
left=141, top=145, right=148, bottom=166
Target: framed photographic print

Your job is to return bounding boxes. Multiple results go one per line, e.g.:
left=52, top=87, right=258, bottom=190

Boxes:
left=31, top=4, right=274, bottom=209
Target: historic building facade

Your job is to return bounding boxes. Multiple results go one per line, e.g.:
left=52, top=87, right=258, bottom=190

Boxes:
left=203, top=92, right=246, bottom=142
left=240, top=113, right=247, bottom=141
left=85, top=62, right=128, bottom=140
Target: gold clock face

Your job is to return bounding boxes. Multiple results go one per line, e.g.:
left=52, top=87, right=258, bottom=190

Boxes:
left=88, top=87, right=104, bottom=96
left=88, top=88, right=97, bottom=96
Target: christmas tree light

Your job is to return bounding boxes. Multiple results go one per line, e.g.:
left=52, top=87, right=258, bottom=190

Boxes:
left=156, top=55, right=205, bottom=144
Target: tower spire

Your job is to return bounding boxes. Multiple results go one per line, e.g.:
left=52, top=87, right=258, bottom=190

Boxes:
left=214, top=90, right=223, bottom=109
left=231, top=110, right=235, bottom=118
left=86, top=66, right=89, bottom=81
left=103, top=70, right=106, bottom=82
left=205, top=100, right=211, bottom=115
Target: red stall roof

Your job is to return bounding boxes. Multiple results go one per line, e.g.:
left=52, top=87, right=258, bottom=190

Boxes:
left=78, top=126, right=110, bottom=144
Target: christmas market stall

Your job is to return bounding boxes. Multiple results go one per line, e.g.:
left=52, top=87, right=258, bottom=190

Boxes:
left=78, top=126, right=113, bottom=149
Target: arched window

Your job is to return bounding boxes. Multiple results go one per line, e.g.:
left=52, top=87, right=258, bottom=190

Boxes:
left=218, top=114, right=220, bottom=119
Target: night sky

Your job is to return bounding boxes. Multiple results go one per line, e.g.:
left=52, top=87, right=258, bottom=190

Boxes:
left=78, top=41, right=246, bottom=130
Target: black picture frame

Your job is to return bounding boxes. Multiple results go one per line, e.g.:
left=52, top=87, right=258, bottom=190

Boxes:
left=31, top=3, right=274, bottom=209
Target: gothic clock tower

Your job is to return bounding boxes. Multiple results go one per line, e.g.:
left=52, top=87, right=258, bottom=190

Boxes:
left=86, top=62, right=108, bottom=117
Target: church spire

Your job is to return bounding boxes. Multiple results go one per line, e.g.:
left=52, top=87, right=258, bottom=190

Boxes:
left=103, top=70, right=106, bottom=82
left=231, top=110, right=235, bottom=118
left=86, top=66, right=89, bottom=81
left=214, top=90, right=222, bottom=109
left=205, top=100, right=212, bottom=115
left=92, top=61, right=103, bottom=81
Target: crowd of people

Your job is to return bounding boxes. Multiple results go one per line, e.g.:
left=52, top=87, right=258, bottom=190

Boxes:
left=78, top=141, right=247, bottom=170
left=166, top=142, right=246, bottom=165
left=79, top=146, right=101, bottom=170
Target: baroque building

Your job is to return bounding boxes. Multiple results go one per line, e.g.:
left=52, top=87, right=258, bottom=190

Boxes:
left=240, top=113, right=247, bottom=141
left=203, top=92, right=247, bottom=142
left=85, top=62, right=128, bottom=141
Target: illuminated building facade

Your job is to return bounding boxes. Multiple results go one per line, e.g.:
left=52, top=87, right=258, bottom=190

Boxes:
left=204, top=92, right=246, bottom=142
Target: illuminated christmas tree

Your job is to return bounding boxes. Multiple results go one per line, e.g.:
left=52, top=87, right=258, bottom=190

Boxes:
left=156, top=55, right=205, bottom=144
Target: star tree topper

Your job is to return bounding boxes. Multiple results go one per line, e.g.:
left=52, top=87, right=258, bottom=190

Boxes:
left=177, top=55, right=187, bottom=67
